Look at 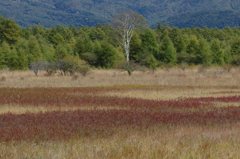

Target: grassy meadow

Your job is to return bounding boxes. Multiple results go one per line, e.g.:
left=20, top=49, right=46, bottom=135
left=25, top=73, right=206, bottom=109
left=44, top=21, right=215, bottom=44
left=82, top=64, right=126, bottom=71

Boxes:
left=0, top=66, right=240, bottom=158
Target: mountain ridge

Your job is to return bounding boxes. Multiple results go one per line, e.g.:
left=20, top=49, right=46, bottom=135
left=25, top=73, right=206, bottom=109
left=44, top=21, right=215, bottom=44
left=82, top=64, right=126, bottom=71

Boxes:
left=1, top=0, right=240, bottom=28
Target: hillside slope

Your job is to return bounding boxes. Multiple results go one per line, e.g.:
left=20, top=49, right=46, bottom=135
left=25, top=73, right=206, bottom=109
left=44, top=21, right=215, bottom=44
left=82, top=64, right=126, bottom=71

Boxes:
left=159, top=9, right=240, bottom=29
left=1, top=0, right=240, bottom=28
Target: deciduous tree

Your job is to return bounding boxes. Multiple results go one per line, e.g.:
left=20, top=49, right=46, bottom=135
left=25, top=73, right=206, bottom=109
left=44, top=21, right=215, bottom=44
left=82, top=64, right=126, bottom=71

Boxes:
left=112, top=9, right=146, bottom=62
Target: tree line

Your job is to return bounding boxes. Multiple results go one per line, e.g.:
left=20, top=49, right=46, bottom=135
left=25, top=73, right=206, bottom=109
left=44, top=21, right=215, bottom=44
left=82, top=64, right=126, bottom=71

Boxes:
left=1, top=13, right=240, bottom=73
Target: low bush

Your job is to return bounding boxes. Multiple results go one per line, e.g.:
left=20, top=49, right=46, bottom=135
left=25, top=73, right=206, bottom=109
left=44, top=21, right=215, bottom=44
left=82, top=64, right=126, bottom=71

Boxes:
left=117, top=60, right=144, bottom=76
left=1, top=76, right=6, bottom=81
left=57, top=56, right=90, bottom=76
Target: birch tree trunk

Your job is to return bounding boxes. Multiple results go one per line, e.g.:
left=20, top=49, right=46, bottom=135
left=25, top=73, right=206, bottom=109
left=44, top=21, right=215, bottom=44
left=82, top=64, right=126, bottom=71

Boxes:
left=112, top=9, right=146, bottom=62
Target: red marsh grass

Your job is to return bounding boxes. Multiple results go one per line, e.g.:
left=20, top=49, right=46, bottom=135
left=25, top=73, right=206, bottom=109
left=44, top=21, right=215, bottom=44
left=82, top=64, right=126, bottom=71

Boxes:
left=0, top=85, right=240, bottom=158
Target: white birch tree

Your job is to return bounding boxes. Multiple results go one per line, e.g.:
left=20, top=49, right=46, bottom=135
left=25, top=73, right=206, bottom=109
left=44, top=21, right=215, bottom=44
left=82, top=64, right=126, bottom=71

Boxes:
left=112, top=9, right=146, bottom=62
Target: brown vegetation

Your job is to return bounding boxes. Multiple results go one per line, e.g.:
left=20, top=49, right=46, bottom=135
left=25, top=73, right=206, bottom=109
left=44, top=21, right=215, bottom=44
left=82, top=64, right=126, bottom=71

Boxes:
left=0, top=66, right=240, bottom=88
left=0, top=67, right=240, bottom=158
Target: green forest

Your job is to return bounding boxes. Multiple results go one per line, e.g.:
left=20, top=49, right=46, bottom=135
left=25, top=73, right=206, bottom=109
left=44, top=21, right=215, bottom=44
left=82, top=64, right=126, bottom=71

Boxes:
left=1, top=13, right=240, bottom=74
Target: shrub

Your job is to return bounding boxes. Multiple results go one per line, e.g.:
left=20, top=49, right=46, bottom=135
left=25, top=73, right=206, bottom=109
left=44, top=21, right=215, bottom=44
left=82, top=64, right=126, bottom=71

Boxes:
left=146, top=55, right=157, bottom=69
left=223, top=64, right=232, bottom=73
left=165, top=63, right=172, bottom=72
left=78, top=64, right=91, bottom=76
left=231, top=55, right=240, bottom=66
left=82, top=52, right=98, bottom=66
left=1, top=76, right=6, bottom=81
left=181, top=62, right=188, bottom=71
left=117, top=60, right=144, bottom=76
left=57, top=56, right=90, bottom=76
left=71, top=75, right=79, bottom=80
left=198, top=65, right=207, bottom=73
left=29, top=60, right=46, bottom=76
left=44, top=61, right=57, bottom=76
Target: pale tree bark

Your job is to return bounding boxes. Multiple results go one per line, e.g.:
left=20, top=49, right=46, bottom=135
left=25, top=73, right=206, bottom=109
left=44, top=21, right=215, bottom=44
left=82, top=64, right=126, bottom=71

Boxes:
left=112, top=9, right=146, bottom=62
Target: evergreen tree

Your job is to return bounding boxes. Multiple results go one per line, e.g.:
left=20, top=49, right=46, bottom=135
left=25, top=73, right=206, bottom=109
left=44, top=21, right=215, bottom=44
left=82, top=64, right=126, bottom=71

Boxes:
left=89, top=27, right=98, bottom=41
left=56, top=24, right=73, bottom=42
left=38, top=38, right=54, bottom=62
left=97, top=41, right=116, bottom=68
left=169, top=27, right=181, bottom=42
left=211, top=39, right=224, bottom=65
left=223, top=46, right=231, bottom=64
left=92, top=40, right=101, bottom=66
left=223, top=27, right=234, bottom=37
left=173, top=36, right=186, bottom=53
left=65, top=44, right=74, bottom=56
left=160, top=33, right=177, bottom=63
left=22, top=28, right=31, bottom=40
left=15, top=38, right=30, bottom=64
left=182, top=34, right=190, bottom=48
left=164, top=40, right=177, bottom=64
left=211, top=28, right=220, bottom=40
left=69, top=37, right=77, bottom=52
left=202, top=27, right=211, bottom=42
left=196, top=38, right=212, bottom=65
left=8, top=49, right=19, bottom=70
left=75, top=37, right=93, bottom=58
left=156, top=22, right=164, bottom=33
left=48, top=26, right=58, bottom=43
left=55, top=44, right=68, bottom=60
left=155, top=22, right=164, bottom=43
left=0, top=15, right=24, bottom=45
left=146, top=54, right=157, bottom=69
left=231, top=37, right=240, bottom=55
left=130, top=34, right=142, bottom=61
left=140, top=28, right=159, bottom=59
left=69, top=24, right=78, bottom=37
left=215, top=30, right=227, bottom=41
left=186, top=35, right=199, bottom=55
left=28, top=35, right=41, bottom=62
left=31, top=24, right=46, bottom=37
left=89, top=27, right=105, bottom=41
left=18, top=48, right=28, bottom=70
left=0, top=41, right=10, bottom=68
left=51, top=33, right=66, bottom=47
left=93, top=40, right=101, bottom=55
left=96, top=27, right=106, bottom=41
left=0, top=46, right=5, bottom=68
left=75, top=38, right=85, bottom=57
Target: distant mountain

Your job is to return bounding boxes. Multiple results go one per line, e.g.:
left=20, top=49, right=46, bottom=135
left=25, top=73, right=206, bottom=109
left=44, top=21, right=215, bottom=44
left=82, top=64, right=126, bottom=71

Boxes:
left=1, top=0, right=240, bottom=28
left=159, top=9, right=240, bottom=29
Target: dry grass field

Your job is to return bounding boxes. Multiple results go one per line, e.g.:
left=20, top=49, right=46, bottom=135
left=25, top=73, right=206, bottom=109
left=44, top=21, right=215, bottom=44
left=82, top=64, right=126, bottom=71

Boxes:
left=0, top=66, right=240, bottom=158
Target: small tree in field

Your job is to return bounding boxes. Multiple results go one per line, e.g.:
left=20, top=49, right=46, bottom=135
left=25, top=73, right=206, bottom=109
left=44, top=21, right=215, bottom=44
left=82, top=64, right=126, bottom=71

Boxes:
left=117, top=60, right=145, bottom=76
left=44, top=61, right=57, bottom=76
left=57, top=56, right=90, bottom=76
left=112, top=9, right=146, bottom=62
left=29, top=60, right=46, bottom=76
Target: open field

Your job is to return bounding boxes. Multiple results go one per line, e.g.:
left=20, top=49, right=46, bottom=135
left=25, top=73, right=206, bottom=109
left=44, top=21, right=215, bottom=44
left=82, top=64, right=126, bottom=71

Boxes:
left=0, top=67, right=240, bottom=158
left=1, top=66, right=240, bottom=88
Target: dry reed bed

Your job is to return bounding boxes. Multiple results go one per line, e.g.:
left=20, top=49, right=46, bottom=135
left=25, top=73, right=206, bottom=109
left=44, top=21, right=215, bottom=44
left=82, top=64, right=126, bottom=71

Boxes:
left=1, top=127, right=239, bottom=158
left=1, top=67, right=240, bottom=88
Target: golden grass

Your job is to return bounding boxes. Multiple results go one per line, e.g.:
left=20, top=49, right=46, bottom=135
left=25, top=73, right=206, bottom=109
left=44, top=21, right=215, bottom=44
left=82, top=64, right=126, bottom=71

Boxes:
left=0, top=105, right=128, bottom=115
left=1, top=126, right=239, bottom=159
left=0, top=66, right=240, bottom=88
left=104, top=88, right=240, bottom=100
